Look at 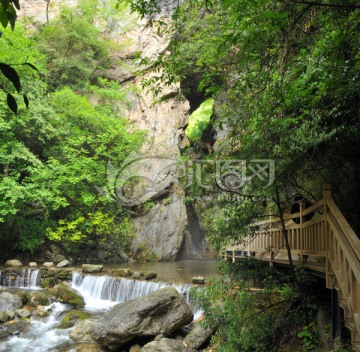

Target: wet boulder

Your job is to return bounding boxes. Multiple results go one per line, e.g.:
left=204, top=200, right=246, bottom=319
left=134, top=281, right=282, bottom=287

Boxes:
left=49, top=283, right=84, bottom=308
left=0, top=292, right=22, bottom=311
left=92, top=287, right=193, bottom=351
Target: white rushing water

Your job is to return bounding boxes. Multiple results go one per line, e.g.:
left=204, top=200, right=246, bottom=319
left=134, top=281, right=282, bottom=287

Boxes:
left=71, top=272, right=192, bottom=310
left=0, top=269, right=41, bottom=289
left=0, top=302, right=72, bottom=352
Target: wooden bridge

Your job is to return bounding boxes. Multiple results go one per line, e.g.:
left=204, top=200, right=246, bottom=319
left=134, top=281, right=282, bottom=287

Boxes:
left=224, top=185, right=360, bottom=351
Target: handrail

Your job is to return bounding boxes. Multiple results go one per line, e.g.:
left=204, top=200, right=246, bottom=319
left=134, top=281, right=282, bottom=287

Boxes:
left=326, top=198, right=360, bottom=262
left=224, top=185, right=360, bottom=350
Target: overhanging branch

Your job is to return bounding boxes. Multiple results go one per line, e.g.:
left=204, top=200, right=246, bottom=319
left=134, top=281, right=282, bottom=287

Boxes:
left=290, top=0, right=360, bottom=8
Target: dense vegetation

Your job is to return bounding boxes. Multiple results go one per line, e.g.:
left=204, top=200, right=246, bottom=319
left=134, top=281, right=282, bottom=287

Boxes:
left=0, top=1, right=142, bottom=255
left=134, top=0, right=360, bottom=250
left=125, top=0, right=360, bottom=350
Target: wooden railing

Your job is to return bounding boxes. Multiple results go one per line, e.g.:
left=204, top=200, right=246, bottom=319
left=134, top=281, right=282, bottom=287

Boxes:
left=225, top=185, right=360, bottom=350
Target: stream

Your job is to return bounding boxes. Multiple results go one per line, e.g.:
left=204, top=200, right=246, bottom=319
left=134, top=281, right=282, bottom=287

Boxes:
left=0, top=260, right=218, bottom=351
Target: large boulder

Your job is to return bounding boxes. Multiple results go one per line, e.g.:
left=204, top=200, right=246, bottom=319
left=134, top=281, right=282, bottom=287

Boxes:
left=0, top=292, right=22, bottom=311
left=49, top=283, right=85, bottom=308
left=141, top=338, right=196, bottom=352
left=4, top=259, right=23, bottom=267
left=92, top=287, right=193, bottom=350
left=82, top=264, right=103, bottom=273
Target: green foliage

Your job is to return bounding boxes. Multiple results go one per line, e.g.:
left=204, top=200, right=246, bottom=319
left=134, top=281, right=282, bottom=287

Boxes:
left=185, top=98, right=214, bottom=140
left=35, top=3, right=110, bottom=91
left=192, top=260, right=319, bottom=351
left=297, top=323, right=318, bottom=351
left=0, top=4, right=143, bottom=255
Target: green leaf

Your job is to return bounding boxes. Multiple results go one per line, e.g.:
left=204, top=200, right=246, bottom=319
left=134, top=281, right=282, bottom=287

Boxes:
left=6, top=93, right=18, bottom=114
left=23, top=94, right=29, bottom=109
left=12, top=0, right=20, bottom=10
left=24, top=62, right=40, bottom=72
left=7, top=6, right=16, bottom=30
left=0, top=10, right=9, bottom=27
left=0, top=63, right=21, bottom=92
left=0, top=0, right=9, bottom=10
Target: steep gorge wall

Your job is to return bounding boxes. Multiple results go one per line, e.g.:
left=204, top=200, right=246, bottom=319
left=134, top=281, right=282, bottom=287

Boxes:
left=19, top=0, right=190, bottom=261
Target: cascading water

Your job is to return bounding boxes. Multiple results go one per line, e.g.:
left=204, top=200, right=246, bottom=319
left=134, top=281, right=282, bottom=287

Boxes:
left=0, top=269, right=41, bottom=289
left=71, top=272, right=192, bottom=310
left=0, top=302, right=72, bottom=352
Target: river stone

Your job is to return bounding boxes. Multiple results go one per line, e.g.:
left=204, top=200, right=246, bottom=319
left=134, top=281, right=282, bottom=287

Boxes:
left=0, top=319, right=29, bottom=339
left=145, top=271, right=157, bottom=280
left=0, top=292, right=22, bottom=311
left=141, top=338, right=196, bottom=352
left=43, top=262, right=54, bottom=267
left=109, top=268, right=132, bottom=277
left=29, top=262, right=37, bottom=267
left=192, top=276, right=205, bottom=284
left=57, top=260, right=70, bottom=268
left=70, top=319, right=97, bottom=343
left=4, top=259, right=23, bottom=267
left=82, top=264, right=103, bottom=273
left=0, top=310, right=9, bottom=322
left=92, top=286, right=193, bottom=351
left=49, top=283, right=85, bottom=308
left=6, top=310, right=15, bottom=320
left=183, top=323, right=215, bottom=349
left=16, top=308, right=31, bottom=318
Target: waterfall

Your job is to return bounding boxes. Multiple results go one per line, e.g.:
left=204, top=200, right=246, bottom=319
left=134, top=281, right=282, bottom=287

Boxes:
left=0, top=269, right=41, bottom=289
left=71, top=272, right=191, bottom=310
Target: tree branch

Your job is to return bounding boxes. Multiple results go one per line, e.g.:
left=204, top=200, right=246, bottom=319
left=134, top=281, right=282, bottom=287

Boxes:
left=290, top=0, right=360, bottom=8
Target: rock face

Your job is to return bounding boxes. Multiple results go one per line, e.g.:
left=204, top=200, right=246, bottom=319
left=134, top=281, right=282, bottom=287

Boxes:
left=131, top=189, right=188, bottom=261
left=92, top=287, right=193, bottom=350
left=18, top=0, right=191, bottom=262
left=0, top=292, right=22, bottom=311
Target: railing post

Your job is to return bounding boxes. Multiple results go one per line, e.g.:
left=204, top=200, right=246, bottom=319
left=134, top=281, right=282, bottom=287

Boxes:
left=323, top=184, right=332, bottom=286
left=323, top=184, right=332, bottom=200
left=300, top=201, right=305, bottom=263
left=269, top=212, right=274, bottom=267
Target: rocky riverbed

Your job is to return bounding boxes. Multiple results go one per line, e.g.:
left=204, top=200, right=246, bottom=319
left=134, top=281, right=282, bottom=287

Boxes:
left=0, top=261, right=217, bottom=351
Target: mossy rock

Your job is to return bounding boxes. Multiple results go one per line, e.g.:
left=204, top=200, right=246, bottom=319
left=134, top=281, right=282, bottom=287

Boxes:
left=49, top=283, right=85, bottom=309
left=40, top=278, right=56, bottom=289
left=15, top=290, right=30, bottom=305
left=58, top=309, right=91, bottom=329
left=29, top=291, right=52, bottom=307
